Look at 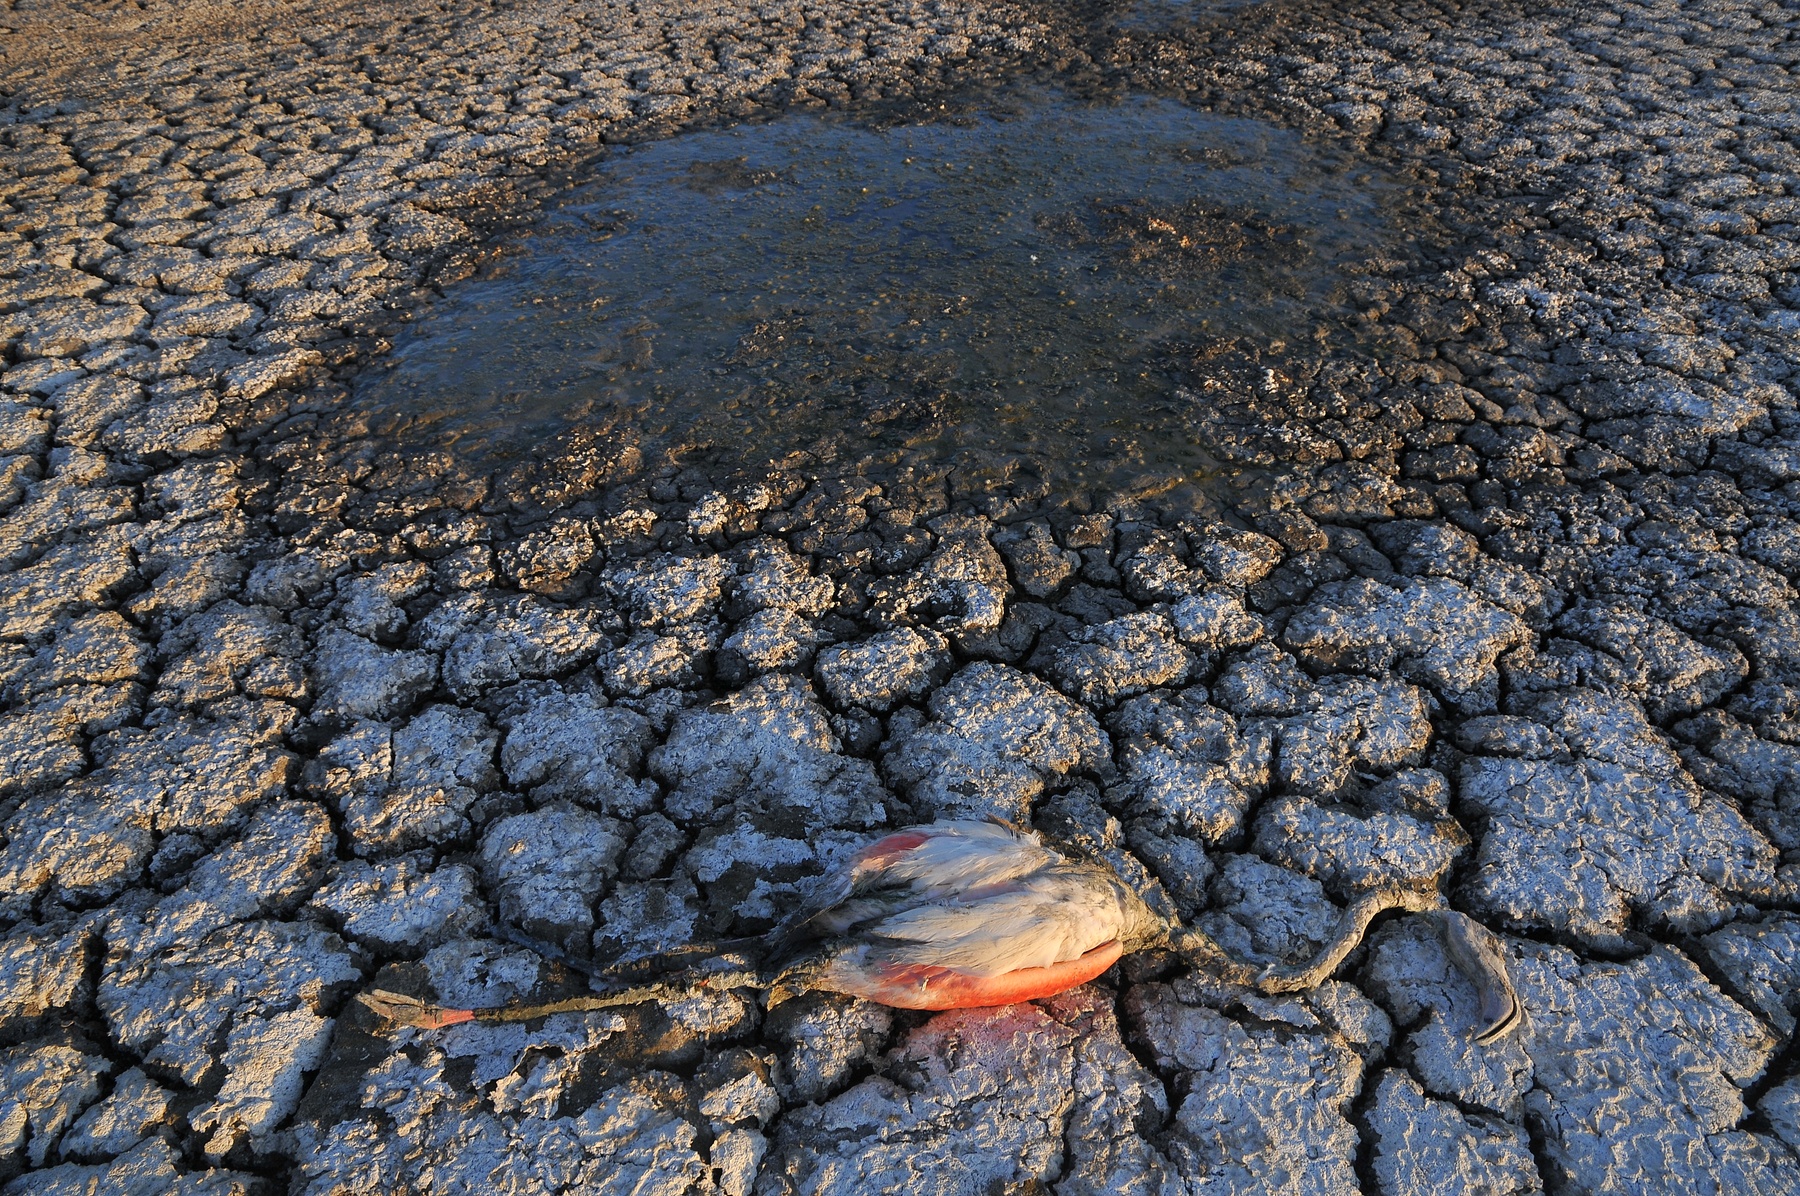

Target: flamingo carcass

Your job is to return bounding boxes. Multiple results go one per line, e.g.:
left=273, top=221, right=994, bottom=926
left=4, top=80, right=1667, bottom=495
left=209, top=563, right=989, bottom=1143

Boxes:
left=360, top=818, right=1522, bottom=1044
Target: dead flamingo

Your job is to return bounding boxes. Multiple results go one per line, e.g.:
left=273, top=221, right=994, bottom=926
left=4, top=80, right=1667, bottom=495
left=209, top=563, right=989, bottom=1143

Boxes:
left=359, top=819, right=1521, bottom=1043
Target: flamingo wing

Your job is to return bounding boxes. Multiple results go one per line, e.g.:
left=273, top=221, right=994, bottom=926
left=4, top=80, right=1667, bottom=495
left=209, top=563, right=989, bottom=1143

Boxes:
left=797, top=820, right=1059, bottom=939
left=847, top=820, right=1055, bottom=895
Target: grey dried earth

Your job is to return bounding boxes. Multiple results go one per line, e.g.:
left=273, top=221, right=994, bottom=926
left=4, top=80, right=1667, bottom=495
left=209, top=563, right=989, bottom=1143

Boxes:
left=2, top=0, right=1800, bottom=1192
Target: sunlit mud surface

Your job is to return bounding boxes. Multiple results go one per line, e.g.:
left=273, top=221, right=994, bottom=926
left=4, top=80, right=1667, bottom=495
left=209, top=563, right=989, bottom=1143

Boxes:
left=359, top=86, right=1419, bottom=495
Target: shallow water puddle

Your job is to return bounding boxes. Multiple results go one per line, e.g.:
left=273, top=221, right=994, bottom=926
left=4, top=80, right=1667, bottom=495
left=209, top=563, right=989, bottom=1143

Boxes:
left=1110, top=0, right=1270, bottom=33
left=361, top=88, right=1414, bottom=494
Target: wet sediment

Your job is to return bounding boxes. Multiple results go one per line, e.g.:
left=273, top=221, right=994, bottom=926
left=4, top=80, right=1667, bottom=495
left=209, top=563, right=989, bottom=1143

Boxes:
left=2, top=0, right=1799, bottom=1193
left=354, top=84, right=1424, bottom=495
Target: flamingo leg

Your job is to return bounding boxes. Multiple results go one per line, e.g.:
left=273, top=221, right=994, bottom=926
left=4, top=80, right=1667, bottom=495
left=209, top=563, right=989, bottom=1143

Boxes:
left=1255, top=887, right=1445, bottom=993
left=356, top=966, right=766, bottom=1029
left=1193, top=886, right=1523, bottom=1045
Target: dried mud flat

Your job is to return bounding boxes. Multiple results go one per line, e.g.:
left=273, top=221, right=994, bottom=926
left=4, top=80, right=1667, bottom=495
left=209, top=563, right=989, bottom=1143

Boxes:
left=2, top=0, right=1800, bottom=1192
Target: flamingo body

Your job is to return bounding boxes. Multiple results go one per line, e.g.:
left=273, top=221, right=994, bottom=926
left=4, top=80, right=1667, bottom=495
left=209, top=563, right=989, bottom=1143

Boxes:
left=777, top=820, right=1164, bottom=1009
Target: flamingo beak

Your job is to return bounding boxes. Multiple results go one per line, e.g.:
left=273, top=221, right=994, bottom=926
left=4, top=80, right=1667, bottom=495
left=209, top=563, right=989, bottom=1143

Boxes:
left=1434, top=910, right=1523, bottom=1044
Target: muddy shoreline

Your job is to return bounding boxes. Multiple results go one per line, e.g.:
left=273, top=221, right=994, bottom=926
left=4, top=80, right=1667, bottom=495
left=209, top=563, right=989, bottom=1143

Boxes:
left=3, top=1, right=1799, bottom=1192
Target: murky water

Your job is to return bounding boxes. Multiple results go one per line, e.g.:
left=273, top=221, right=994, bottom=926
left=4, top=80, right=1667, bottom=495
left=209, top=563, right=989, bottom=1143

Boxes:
left=360, top=88, right=1416, bottom=494
left=1110, top=0, right=1270, bottom=32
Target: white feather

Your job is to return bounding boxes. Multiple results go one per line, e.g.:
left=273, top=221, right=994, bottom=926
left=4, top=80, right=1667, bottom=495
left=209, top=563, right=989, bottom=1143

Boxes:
left=870, top=872, right=1128, bottom=975
left=806, top=821, right=1056, bottom=935
left=851, top=821, right=1057, bottom=895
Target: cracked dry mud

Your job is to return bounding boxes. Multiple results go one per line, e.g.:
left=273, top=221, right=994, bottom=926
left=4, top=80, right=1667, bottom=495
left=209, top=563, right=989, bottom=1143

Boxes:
left=2, top=0, right=1799, bottom=1192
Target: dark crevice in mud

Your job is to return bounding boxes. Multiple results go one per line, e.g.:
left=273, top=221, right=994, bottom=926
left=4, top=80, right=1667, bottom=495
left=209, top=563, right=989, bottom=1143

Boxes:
left=1363, top=990, right=1556, bottom=1189
left=1346, top=1068, right=1389, bottom=1196
left=1521, top=1100, right=1576, bottom=1196
left=1529, top=922, right=1647, bottom=966
left=1109, top=975, right=1179, bottom=1134
left=0, top=932, right=106, bottom=1056
left=1741, top=1026, right=1800, bottom=1131
left=1674, top=924, right=1796, bottom=1058
left=1445, top=1071, right=1566, bottom=1196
